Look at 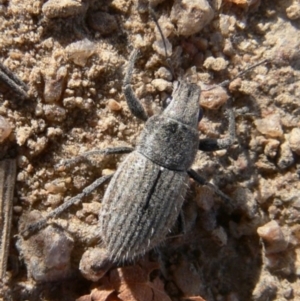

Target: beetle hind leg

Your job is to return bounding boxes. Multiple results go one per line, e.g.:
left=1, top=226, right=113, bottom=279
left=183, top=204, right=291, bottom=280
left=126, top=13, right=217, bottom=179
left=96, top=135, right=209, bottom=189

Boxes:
left=20, top=174, right=113, bottom=238
left=187, top=169, right=234, bottom=213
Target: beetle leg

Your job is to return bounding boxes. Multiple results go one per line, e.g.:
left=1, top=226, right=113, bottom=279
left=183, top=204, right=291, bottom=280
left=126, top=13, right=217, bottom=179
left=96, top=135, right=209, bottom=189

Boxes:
left=187, top=169, right=234, bottom=213
left=199, top=99, right=235, bottom=151
left=0, top=62, right=29, bottom=99
left=56, top=146, right=134, bottom=169
left=123, top=49, right=148, bottom=122
left=20, top=174, right=113, bottom=238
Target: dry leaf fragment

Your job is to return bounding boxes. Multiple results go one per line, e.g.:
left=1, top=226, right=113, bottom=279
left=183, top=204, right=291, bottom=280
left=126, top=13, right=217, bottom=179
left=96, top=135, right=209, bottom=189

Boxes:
left=77, top=259, right=168, bottom=301
left=149, top=277, right=173, bottom=301
left=90, top=287, right=117, bottom=301
left=118, top=283, right=153, bottom=301
left=110, top=265, right=149, bottom=289
left=110, top=266, right=171, bottom=301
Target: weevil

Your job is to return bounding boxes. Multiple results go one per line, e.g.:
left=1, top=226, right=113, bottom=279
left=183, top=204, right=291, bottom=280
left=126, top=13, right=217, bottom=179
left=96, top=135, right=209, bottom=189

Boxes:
left=99, top=51, right=236, bottom=262
left=21, top=49, right=236, bottom=264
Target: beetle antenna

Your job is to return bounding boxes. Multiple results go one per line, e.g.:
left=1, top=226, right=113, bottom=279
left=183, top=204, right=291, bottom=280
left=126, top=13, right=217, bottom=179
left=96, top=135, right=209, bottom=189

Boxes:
left=149, top=7, right=175, bottom=79
left=204, top=59, right=269, bottom=91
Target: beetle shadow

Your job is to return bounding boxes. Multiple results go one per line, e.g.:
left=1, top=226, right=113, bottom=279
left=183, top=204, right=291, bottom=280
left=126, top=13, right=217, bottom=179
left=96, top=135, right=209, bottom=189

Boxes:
left=157, top=195, right=263, bottom=301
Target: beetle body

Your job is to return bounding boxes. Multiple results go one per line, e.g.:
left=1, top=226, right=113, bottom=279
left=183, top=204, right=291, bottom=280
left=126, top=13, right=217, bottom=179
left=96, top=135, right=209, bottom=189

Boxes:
left=99, top=82, right=200, bottom=261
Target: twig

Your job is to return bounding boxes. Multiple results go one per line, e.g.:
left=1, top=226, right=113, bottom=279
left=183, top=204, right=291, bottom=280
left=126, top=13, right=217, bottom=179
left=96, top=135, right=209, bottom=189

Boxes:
left=0, top=159, right=16, bottom=280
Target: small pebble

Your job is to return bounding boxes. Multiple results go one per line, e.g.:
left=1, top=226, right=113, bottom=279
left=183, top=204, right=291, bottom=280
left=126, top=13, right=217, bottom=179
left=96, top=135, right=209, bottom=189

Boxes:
left=43, top=104, right=66, bottom=122
left=257, top=220, right=288, bottom=254
left=27, top=137, right=48, bottom=156
left=63, top=97, right=93, bottom=110
left=277, top=141, right=294, bottom=170
left=154, top=15, right=174, bottom=40
left=200, top=85, right=229, bottom=109
left=252, top=270, right=278, bottom=301
left=43, top=66, right=67, bottom=103
left=45, top=180, right=67, bottom=194
left=286, top=3, right=300, bottom=20
left=66, top=39, right=96, bottom=67
left=239, top=80, right=259, bottom=95
left=228, top=78, right=242, bottom=92
left=254, top=114, right=283, bottom=138
left=203, top=57, right=229, bottom=71
left=151, top=78, right=172, bottom=92
left=154, top=67, right=173, bottom=81
left=219, top=14, right=231, bottom=36
left=0, top=115, right=12, bottom=143
left=170, top=0, right=214, bottom=36
left=102, top=169, right=115, bottom=176
left=288, top=127, right=300, bottom=155
left=258, top=178, right=274, bottom=204
left=47, top=127, right=63, bottom=138
left=17, top=211, right=74, bottom=282
left=255, top=154, right=277, bottom=172
left=16, top=126, right=32, bottom=146
left=81, top=202, right=101, bottom=216
left=107, top=99, right=122, bottom=111
left=45, top=194, right=63, bottom=208
left=152, top=39, right=172, bottom=57
left=42, top=0, right=87, bottom=19
left=87, top=12, right=118, bottom=35
left=264, top=139, right=280, bottom=158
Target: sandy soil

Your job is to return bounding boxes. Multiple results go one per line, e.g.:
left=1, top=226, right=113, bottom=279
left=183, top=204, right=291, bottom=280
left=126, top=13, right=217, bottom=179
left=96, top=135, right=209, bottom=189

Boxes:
left=0, top=0, right=300, bottom=300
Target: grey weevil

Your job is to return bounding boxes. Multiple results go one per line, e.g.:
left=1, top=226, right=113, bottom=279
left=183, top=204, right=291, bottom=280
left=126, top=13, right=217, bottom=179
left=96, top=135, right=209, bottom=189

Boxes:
left=20, top=49, right=236, bottom=264
left=99, top=50, right=236, bottom=262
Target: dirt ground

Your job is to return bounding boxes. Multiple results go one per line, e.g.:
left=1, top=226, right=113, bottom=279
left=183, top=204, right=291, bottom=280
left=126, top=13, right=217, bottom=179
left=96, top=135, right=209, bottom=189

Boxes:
left=0, top=0, right=300, bottom=300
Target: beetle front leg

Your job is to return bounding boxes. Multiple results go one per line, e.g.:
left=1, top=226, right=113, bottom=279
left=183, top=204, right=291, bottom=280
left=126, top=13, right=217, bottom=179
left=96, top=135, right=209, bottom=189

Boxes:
left=199, top=99, right=235, bottom=152
left=123, top=49, right=148, bottom=122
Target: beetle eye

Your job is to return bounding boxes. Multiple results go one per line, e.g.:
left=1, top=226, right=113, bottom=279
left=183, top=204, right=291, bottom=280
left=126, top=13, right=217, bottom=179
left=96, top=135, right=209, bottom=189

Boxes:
left=198, top=107, right=203, bottom=122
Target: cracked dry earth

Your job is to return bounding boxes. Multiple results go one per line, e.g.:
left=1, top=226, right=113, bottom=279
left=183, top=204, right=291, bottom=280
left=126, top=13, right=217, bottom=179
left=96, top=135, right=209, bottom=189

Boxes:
left=0, top=0, right=300, bottom=301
